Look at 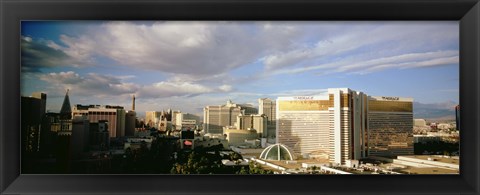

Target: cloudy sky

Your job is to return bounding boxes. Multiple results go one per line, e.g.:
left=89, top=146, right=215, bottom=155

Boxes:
left=21, top=21, right=459, bottom=118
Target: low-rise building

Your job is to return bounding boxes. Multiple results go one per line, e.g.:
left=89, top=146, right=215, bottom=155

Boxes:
left=223, top=127, right=258, bottom=146
left=194, top=136, right=229, bottom=149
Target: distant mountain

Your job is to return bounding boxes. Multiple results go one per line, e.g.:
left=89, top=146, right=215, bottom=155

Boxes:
left=413, top=101, right=457, bottom=122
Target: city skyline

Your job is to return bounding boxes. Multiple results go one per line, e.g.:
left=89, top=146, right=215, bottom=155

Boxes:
left=21, top=21, right=459, bottom=118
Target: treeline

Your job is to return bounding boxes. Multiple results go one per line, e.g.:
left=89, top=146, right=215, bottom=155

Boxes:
left=170, top=144, right=273, bottom=174
left=112, top=138, right=273, bottom=174
left=414, top=141, right=460, bottom=156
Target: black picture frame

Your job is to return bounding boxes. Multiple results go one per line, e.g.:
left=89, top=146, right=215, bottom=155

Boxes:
left=1, top=0, right=479, bottom=194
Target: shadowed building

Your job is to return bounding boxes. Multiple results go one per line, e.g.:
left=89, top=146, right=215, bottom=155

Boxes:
left=258, top=98, right=276, bottom=140
left=89, top=120, right=110, bottom=151
left=21, top=92, right=47, bottom=172
left=72, top=104, right=126, bottom=138
left=125, top=111, right=136, bottom=136
left=125, top=95, right=136, bottom=136
left=71, top=115, right=90, bottom=160
left=21, top=92, right=46, bottom=154
left=40, top=112, right=60, bottom=158
left=56, top=90, right=73, bottom=173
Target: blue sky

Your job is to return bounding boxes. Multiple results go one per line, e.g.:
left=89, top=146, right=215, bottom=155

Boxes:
left=21, top=21, right=459, bottom=118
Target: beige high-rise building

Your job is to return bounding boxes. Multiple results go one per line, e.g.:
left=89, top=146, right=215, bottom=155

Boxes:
left=145, top=111, right=162, bottom=128
left=258, top=98, right=276, bottom=140
left=203, top=100, right=256, bottom=134
left=235, top=114, right=268, bottom=138
left=276, top=88, right=413, bottom=165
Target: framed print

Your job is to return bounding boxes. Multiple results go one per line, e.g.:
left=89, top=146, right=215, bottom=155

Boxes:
left=1, top=0, right=479, bottom=194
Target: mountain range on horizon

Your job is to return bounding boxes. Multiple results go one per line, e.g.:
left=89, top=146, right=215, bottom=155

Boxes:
left=413, top=101, right=457, bottom=122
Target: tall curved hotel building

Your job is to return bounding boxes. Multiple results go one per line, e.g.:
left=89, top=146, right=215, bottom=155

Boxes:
left=276, top=88, right=413, bottom=165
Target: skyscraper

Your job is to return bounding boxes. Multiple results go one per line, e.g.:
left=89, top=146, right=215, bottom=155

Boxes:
left=31, top=92, right=47, bottom=116
left=367, top=96, right=414, bottom=157
left=132, top=95, right=136, bottom=111
left=21, top=92, right=47, bottom=173
left=235, top=114, right=268, bottom=138
left=125, top=110, right=136, bottom=136
left=145, top=111, right=162, bottom=128
left=203, top=100, right=244, bottom=134
left=276, top=88, right=413, bottom=165
left=258, top=98, right=276, bottom=140
left=21, top=92, right=46, bottom=154
left=125, top=95, right=137, bottom=136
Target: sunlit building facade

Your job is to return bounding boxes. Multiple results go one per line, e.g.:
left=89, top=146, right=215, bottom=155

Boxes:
left=145, top=111, right=162, bottom=128
left=276, top=88, right=413, bottom=165
left=203, top=100, right=255, bottom=134
left=235, top=114, right=268, bottom=138
left=223, top=127, right=258, bottom=146
left=258, top=98, right=276, bottom=140
left=367, top=96, right=414, bottom=156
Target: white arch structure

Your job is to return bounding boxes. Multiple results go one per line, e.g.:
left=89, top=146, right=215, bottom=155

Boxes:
left=259, top=143, right=296, bottom=161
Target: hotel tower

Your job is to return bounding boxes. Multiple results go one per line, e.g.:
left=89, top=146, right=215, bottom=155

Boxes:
left=276, top=88, right=413, bottom=165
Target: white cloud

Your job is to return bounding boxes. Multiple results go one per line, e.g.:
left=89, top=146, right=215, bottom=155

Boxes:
left=219, top=84, right=233, bottom=92
left=39, top=71, right=139, bottom=97
left=269, top=50, right=459, bottom=76
left=25, top=21, right=305, bottom=80
left=139, top=81, right=214, bottom=98
left=40, top=71, right=83, bottom=84
left=56, top=21, right=264, bottom=77
left=261, top=22, right=459, bottom=74
left=22, top=36, right=32, bottom=42
left=263, top=49, right=312, bottom=70
left=22, top=34, right=104, bottom=73
left=39, top=71, right=234, bottom=100
left=25, top=21, right=458, bottom=80
left=57, top=34, right=97, bottom=66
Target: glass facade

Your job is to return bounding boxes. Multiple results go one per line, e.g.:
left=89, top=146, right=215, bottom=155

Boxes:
left=368, top=101, right=413, bottom=112
left=368, top=100, right=414, bottom=156
left=278, top=100, right=331, bottom=111
left=278, top=94, right=351, bottom=112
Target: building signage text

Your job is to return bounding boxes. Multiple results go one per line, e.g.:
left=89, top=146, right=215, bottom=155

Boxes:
left=381, top=96, right=399, bottom=101
left=294, top=96, right=314, bottom=100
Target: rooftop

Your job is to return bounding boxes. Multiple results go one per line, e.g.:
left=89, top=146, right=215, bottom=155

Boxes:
left=264, top=158, right=330, bottom=170
left=402, top=155, right=459, bottom=165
